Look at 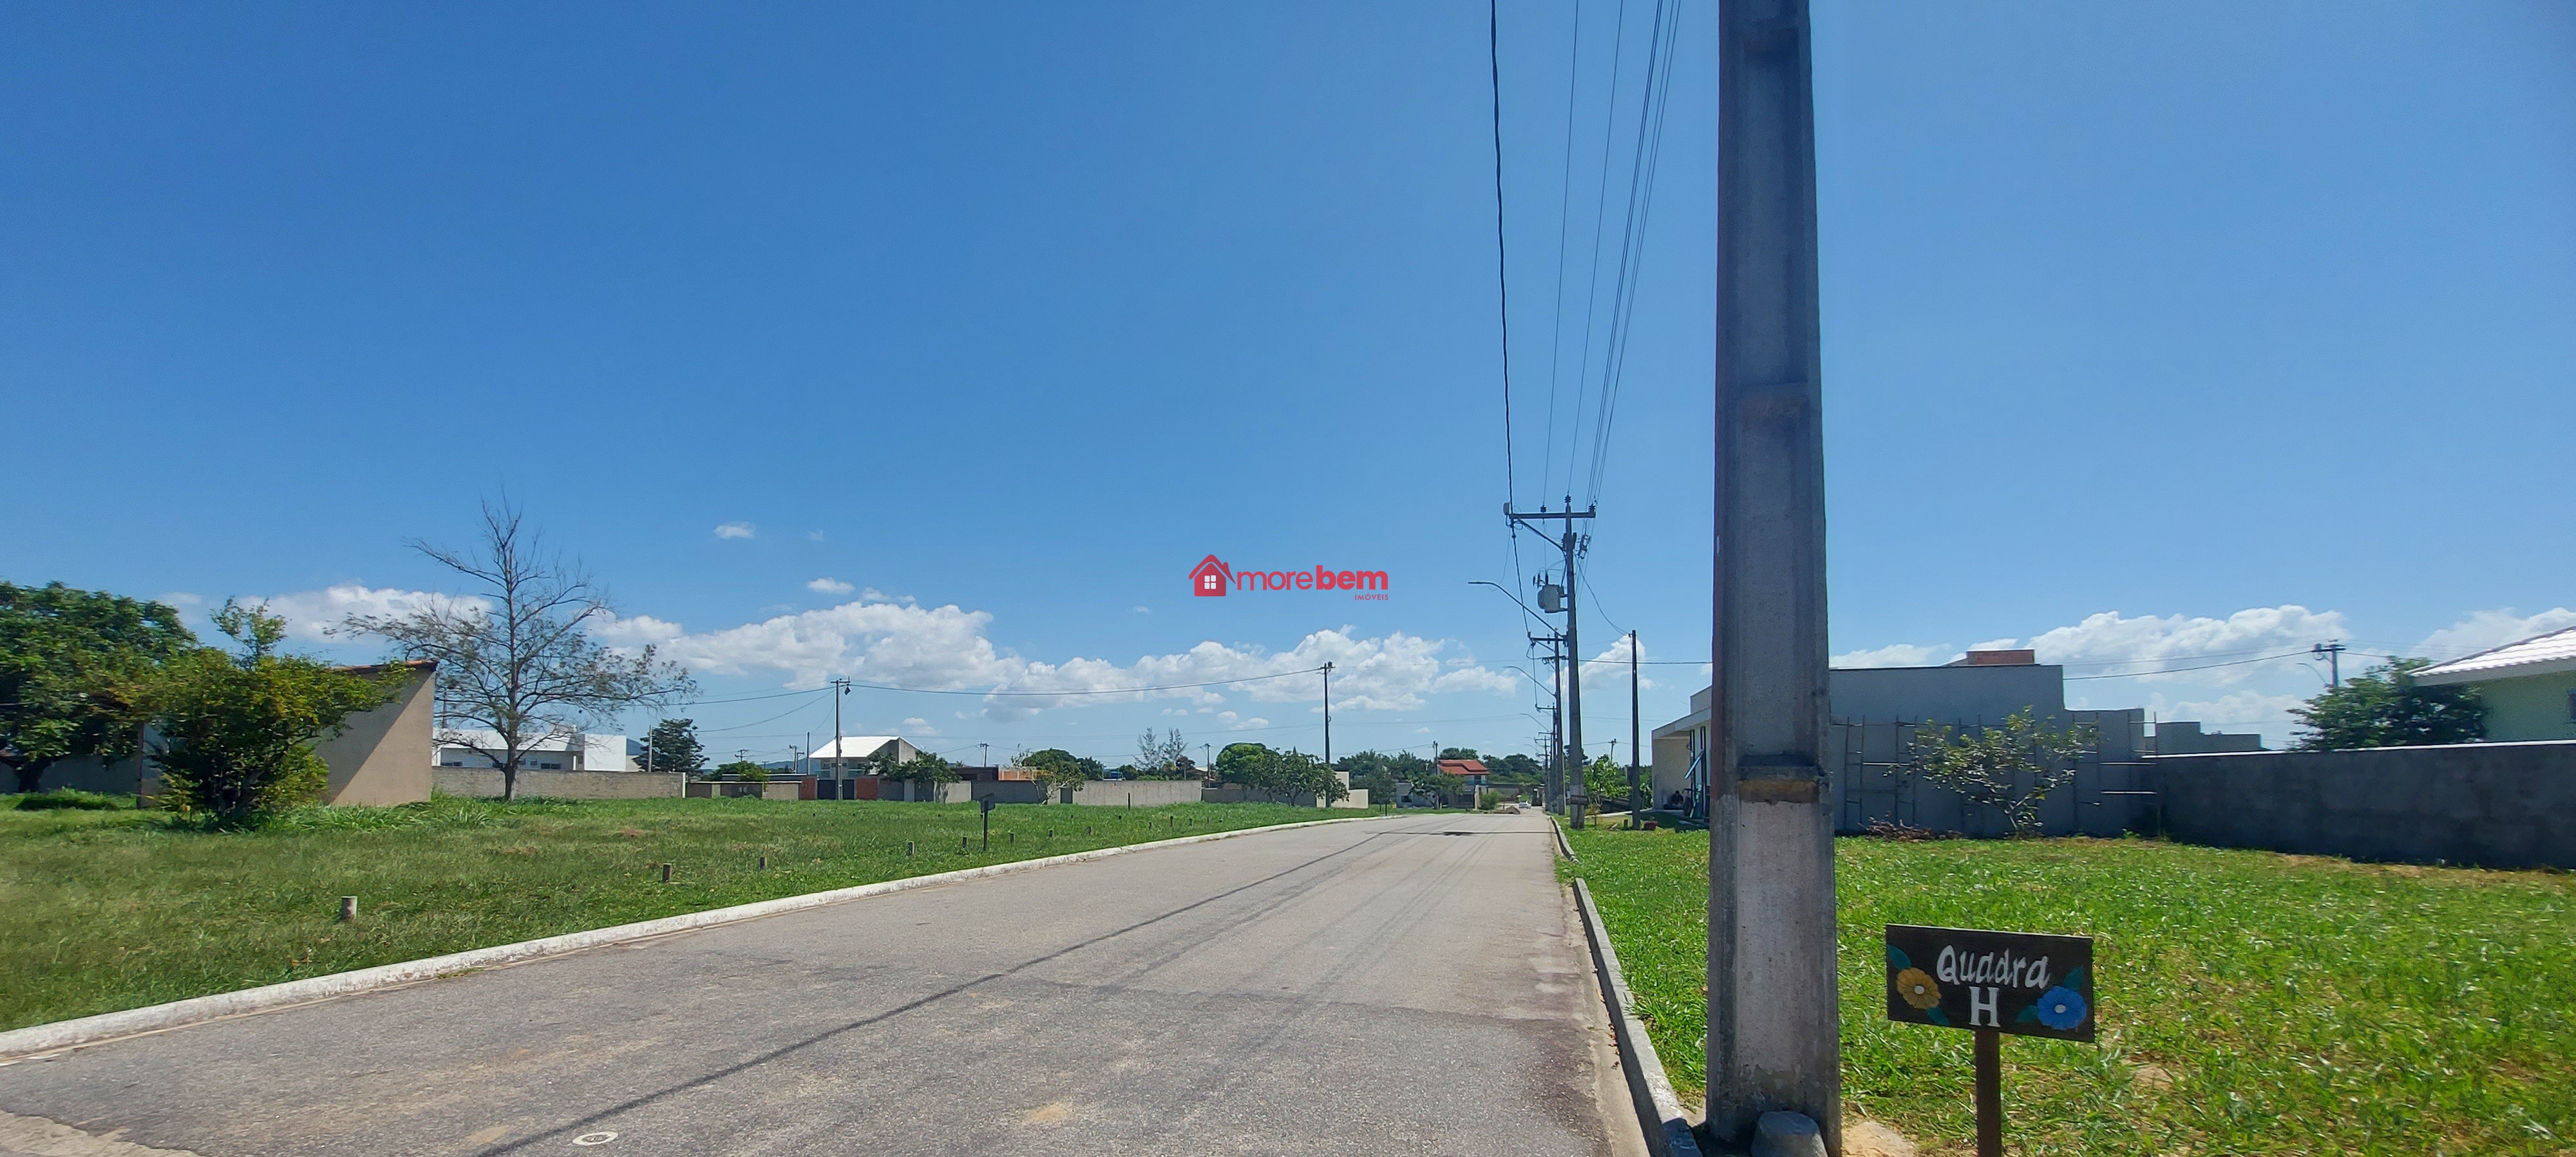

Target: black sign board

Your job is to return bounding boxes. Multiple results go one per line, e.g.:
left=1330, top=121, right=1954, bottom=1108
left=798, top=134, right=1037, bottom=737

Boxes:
left=1885, top=924, right=2095, bottom=1042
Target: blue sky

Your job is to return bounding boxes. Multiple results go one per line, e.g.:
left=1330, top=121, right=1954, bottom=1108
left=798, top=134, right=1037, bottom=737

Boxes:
left=5, top=1, right=2570, bottom=761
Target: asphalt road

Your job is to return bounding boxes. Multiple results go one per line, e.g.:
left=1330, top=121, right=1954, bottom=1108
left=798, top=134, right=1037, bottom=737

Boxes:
left=0, top=810, right=1643, bottom=1156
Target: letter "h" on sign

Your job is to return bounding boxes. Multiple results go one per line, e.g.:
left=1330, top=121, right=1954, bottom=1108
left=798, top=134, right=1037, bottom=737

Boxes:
left=1967, top=986, right=2002, bottom=1028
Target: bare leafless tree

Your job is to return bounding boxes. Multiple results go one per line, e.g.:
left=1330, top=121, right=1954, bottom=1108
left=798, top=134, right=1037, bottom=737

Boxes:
left=343, top=502, right=694, bottom=800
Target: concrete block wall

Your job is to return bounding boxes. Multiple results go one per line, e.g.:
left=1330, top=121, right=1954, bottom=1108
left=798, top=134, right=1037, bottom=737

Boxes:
left=2145, top=740, right=2576, bottom=869
left=1066, top=780, right=1205, bottom=807
left=438, top=769, right=684, bottom=800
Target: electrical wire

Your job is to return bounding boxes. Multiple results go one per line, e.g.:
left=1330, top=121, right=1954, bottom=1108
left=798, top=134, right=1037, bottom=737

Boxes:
left=1583, top=0, right=1681, bottom=505
left=1490, top=0, right=1519, bottom=505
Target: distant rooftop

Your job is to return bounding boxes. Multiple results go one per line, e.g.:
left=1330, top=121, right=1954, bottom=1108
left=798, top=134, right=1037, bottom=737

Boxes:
left=810, top=736, right=904, bottom=760
left=2413, top=626, right=2576, bottom=686
left=1947, top=649, right=2037, bottom=667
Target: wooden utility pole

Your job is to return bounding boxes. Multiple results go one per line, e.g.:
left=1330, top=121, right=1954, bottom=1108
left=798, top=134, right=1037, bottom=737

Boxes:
left=1709, top=0, right=1840, bottom=1150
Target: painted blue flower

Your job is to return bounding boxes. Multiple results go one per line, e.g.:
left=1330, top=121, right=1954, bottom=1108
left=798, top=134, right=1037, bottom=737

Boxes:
left=2032, top=985, right=2088, bottom=1030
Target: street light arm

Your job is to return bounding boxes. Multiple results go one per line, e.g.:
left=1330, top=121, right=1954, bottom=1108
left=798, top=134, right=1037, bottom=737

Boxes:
left=1468, top=579, right=1549, bottom=623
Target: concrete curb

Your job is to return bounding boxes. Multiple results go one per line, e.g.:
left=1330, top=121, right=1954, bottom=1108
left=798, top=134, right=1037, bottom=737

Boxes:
left=1573, top=877, right=1703, bottom=1157
left=0, top=811, right=1399, bottom=1062
left=1553, top=816, right=1578, bottom=861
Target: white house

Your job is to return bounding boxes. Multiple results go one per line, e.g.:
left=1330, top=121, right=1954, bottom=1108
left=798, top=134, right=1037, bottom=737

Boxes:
left=434, top=729, right=633, bottom=772
left=806, top=735, right=923, bottom=775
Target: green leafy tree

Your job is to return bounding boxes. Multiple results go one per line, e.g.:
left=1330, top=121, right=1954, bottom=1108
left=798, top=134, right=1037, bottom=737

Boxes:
left=1337, top=750, right=1434, bottom=804
left=1907, top=709, right=2098, bottom=838
left=882, top=751, right=957, bottom=800
left=713, top=758, right=769, bottom=782
left=2289, top=659, right=2485, bottom=750
left=341, top=502, right=694, bottom=801
left=0, top=582, right=198, bottom=793
left=1215, top=742, right=1345, bottom=804
left=641, top=718, right=705, bottom=776
left=1580, top=754, right=1631, bottom=807
left=143, top=602, right=407, bottom=825
left=1020, top=748, right=1094, bottom=793
left=1485, top=753, right=1545, bottom=785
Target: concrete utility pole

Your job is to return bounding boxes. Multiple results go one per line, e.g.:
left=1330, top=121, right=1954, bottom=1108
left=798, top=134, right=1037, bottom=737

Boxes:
left=1709, top=0, right=1840, bottom=1150
left=1629, top=630, right=1642, bottom=820
left=2311, top=640, right=2345, bottom=687
left=1321, top=662, right=1334, bottom=767
left=1508, top=498, right=1595, bottom=809
left=1532, top=630, right=1567, bottom=811
left=829, top=677, right=851, bottom=776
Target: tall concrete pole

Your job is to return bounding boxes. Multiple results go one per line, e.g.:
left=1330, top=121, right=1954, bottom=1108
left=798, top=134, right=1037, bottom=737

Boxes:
left=1709, top=0, right=1839, bottom=1151
left=1560, top=519, right=1584, bottom=803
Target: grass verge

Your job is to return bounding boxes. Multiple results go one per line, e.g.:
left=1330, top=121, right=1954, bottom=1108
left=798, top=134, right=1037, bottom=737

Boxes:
left=0, top=796, right=1339, bottom=1033
left=1565, top=825, right=2575, bottom=1156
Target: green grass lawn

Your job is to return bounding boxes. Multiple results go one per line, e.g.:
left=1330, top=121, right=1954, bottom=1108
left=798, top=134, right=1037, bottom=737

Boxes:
left=0, top=795, right=1344, bottom=1034
left=1565, top=825, right=2576, bottom=1156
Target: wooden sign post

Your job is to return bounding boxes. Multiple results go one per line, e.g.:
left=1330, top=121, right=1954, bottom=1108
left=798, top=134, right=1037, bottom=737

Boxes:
left=1884, top=925, right=2096, bottom=1156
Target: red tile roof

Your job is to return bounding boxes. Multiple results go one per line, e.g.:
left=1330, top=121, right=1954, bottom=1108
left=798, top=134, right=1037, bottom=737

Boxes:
left=1437, top=758, right=1488, bottom=776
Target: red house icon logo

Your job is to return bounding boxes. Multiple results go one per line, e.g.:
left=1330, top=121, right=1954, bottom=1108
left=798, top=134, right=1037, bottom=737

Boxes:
left=1190, top=554, right=1231, bottom=597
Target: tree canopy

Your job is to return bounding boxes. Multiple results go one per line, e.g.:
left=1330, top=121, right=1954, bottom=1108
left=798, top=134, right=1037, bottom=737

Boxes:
left=1336, top=749, right=1433, bottom=803
left=2289, top=659, right=2485, bottom=750
left=641, top=718, right=706, bottom=776
left=1215, top=741, right=1346, bottom=804
left=1020, top=747, right=1098, bottom=791
left=144, top=602, right=406, bottom=825
left=0, top=581, right=198, bottom=793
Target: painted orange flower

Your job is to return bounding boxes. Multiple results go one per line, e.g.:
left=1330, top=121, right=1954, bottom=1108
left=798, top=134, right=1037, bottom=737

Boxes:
left=1895, top=967, right=1941, bottom=1010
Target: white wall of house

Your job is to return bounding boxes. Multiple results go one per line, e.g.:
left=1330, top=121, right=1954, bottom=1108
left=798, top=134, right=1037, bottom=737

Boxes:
left=433, top=728, right=632, bottom=772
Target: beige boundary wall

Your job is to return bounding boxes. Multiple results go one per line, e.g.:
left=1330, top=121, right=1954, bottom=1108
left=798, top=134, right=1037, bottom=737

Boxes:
left=1066, top=780, right=1205, bottom=807
left=436, top=769, right=684, bottom=800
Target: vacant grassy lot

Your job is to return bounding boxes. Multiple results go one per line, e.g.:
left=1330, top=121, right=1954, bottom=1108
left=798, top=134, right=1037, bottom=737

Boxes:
left=1565, top=826, right=2575, bottom=1156
left=0, top=795, right=1343, bottom=1033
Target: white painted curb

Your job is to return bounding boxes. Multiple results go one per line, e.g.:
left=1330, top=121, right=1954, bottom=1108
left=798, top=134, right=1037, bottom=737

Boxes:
left=0, top=811, right=1399, bottom=1062
left=1573, top=877, right=1703, bottom=1157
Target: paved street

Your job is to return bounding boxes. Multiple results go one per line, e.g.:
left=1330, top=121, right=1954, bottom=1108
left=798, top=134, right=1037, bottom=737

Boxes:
left=0, top=811, right=1640, bottom=1156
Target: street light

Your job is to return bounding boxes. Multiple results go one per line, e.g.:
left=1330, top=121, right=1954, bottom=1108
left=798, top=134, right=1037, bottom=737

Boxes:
left=1468, top=579, right=1551, bottom=623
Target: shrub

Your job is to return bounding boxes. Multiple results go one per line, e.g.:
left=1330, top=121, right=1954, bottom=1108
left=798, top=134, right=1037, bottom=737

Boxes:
left=6, top=788, right=134, bottom=811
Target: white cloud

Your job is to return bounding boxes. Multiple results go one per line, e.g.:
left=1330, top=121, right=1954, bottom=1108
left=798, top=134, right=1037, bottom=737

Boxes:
left=1132, top=605, right=1152, bottom=614
left=900, top=716, right=939, bottom=736
left=159, top=592, right=202, bottom=608
left=606, top=596, right=1517, bottom=723
left=590, top=611, right=687, bottom=646
left=261, top=584, right=492, bottom=643
left=807, top=531, right=826, bottom=542
left=2015, top=607, right=2347, bottom=684
left=2416, top=608, right=2576, bottom=661
left=807, top=578, right=855, bottom=595
left=2141, top=689, right=2311, bottom=731
left=714, top=522, right=757, bottom=540
left=1832, top=643, right=1951, bottom=668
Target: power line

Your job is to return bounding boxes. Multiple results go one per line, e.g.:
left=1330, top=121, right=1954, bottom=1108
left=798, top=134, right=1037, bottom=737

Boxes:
left=1537, top=0, right=1587, bottom=514
left=2065, top=651, right=2311, bottom=680
left=1490, top=0, right=1519, bottom=503
left=1584, top=0, right=1681, bottom=505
